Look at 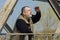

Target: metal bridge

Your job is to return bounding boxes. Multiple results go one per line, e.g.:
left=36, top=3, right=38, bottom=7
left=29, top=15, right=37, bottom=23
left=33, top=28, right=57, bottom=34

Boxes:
left=0, top=0, right=60, bottom=40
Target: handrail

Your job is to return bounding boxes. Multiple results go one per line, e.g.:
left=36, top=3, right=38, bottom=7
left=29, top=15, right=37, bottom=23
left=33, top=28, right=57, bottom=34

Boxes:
left=0, top=33, right=60, bottom=40
left=0, top=33, right=60, bottom=35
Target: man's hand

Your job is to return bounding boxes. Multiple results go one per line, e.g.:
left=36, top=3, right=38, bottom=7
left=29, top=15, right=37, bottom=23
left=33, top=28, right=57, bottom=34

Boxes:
left=34, top=6, right=40, bottom=12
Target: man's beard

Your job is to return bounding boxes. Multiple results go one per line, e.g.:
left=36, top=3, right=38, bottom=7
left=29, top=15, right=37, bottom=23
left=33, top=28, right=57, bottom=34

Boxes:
left=25, top=13, right=32, bottom=18
left=27, top=14, right=32, bottom=18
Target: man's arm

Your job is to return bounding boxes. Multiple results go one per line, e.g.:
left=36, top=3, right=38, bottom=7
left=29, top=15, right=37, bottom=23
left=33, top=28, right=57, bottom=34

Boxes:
left=31, top=11, right=41, bottom=24
left=31, top=7, right=41, bottom=24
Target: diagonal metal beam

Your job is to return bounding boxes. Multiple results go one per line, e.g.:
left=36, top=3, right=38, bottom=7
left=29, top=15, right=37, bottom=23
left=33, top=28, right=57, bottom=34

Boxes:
left=0, top=0, right=18, bottom=32
left=48, top=0, right=60, bottom=20
left=4, top=23, right=13, bottom=33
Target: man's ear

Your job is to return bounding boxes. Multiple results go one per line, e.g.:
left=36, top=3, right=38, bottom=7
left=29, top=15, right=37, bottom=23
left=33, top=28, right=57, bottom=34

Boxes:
left=23, top=12, right=25, bottom=15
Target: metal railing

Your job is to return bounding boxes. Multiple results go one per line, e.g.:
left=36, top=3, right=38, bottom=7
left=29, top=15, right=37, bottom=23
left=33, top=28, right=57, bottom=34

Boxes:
left=0, top=33, right=60, bottom=40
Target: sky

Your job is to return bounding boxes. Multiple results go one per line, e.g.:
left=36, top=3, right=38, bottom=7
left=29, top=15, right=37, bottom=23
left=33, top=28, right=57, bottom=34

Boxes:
left=0, top=0, right=59, bottom=33
left=0, top=0, right=6, bottom=10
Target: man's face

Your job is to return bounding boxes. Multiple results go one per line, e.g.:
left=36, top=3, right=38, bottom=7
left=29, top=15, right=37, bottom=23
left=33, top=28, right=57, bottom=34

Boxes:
left=23, top=7, right=32, bottom=18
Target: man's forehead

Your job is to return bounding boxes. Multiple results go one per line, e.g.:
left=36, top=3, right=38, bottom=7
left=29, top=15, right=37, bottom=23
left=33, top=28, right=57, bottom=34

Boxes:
left=25, top=7, right=30, bottom=10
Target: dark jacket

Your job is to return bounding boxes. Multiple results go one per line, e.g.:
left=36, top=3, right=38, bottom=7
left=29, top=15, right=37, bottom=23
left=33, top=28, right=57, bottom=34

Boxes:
left=16, top=11, right=41, bottom=33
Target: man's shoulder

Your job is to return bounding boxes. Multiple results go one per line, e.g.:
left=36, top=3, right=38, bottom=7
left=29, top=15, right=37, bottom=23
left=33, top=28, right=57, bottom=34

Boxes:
left=16, top=19, right=25, bottom=23
left=16, top=19, right=29, bottom=24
